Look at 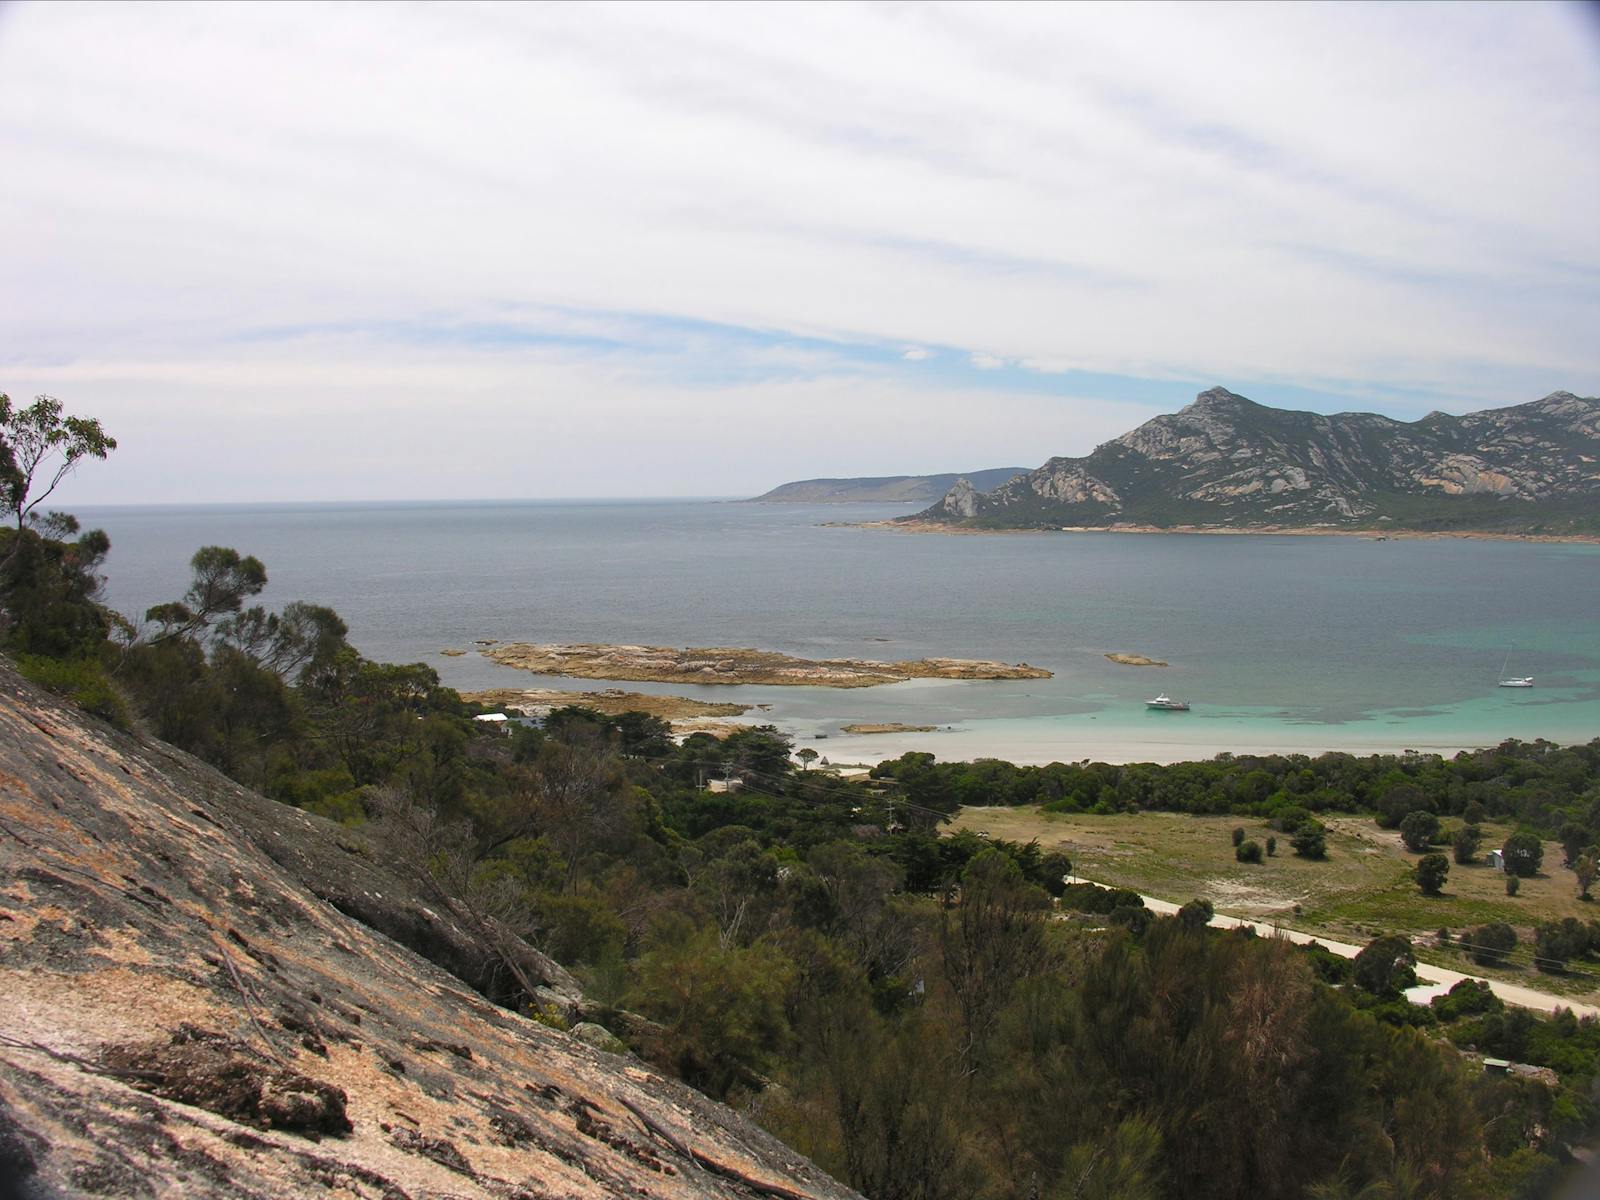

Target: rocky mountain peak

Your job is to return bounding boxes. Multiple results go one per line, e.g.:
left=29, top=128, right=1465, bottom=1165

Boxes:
left=906, top=386, right=1600, bottom=533
left=1182, top=386, right=1259, bottom=415
left=1531, top=391, right=1597, bottom=416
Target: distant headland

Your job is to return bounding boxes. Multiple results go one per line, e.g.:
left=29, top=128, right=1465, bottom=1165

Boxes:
left=774, top=387, right=1600, bottom=537
left=746, top=466, right=1027, bottom=504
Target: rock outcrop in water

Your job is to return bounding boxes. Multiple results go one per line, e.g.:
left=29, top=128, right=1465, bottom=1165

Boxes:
left=0, top=659, right=861, bottom=1200
left=481, top=643, right=1051, bottom=687
left=911, top=387, right=1600, bottom=533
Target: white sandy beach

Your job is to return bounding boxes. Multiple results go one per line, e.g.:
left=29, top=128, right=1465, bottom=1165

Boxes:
left=804, top=718, right=1501, bottom=768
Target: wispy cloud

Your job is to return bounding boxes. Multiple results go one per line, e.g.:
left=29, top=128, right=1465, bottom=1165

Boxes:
left=0, top=1, right=1595, bottom=501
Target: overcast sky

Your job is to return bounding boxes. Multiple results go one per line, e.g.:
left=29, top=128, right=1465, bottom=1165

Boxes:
left=2, top=2, right=1598, bottom=503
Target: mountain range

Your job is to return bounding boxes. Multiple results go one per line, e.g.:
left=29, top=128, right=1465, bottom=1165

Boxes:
left=912, top=387, right=1600, bottom=534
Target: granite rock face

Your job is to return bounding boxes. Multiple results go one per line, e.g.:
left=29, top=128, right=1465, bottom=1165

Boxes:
left=0, top=660, right=861, bottom=1200
left=916, top=387, right=1600, bottom=531
left=936, top=478, right=979, bottom=519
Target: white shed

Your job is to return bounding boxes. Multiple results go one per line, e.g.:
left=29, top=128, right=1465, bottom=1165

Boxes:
left=1484, top=848, right=1506, bottom=872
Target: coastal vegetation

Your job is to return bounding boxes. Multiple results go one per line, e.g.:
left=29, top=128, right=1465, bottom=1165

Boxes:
left=6, top=401, right=1600, bottom=1197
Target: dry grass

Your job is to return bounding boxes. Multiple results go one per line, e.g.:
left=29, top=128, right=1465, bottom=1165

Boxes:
left=952, top=805, right=1600, bottom=1000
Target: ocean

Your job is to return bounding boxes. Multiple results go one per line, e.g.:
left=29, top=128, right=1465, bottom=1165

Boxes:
left=72, top=499, right=1600, bottom=766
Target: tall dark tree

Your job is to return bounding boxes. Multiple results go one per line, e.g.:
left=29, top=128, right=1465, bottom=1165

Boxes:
left=1415, top=853, right=1449, bottom=896
left=1452, top=824, right=1482, bottom=865
left=1399, top=810, right=1440, bottom=853
left=1502, top=830, right=1545, bottom=878
left=0, top=393, right=117, bottom=539
left=0, top=395, right=116, bottom=656
left=1353, top=934, right=1417, bottom=997
left=939, top=849, right=1050, bottom=1073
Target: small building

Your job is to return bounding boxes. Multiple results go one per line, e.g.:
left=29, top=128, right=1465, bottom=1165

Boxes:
left=473, top=713, right=513, bottom=735
left=706, top=778, right=743, bottom=794
left=1485, top=849, right=1506, bottom=872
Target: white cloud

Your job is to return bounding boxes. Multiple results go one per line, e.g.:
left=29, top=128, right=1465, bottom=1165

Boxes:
left=970, top=353, right=1005, bottom=370
left=0, top=1, right=1595, bottom=500
left=901, top=348, right=932, bottom=361
left=13, top=338, right=1154, bottom=503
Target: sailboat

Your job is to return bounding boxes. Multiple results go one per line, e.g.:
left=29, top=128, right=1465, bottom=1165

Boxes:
left=1497, top=649, right=1533, bottom=689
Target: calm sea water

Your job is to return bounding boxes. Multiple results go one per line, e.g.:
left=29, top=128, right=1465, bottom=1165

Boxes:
left=72, top=500, right=1600, bottom=765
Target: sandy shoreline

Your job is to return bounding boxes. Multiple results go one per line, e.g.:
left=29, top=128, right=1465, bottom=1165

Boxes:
left=808, top=722, right=1520, bottom=769
left=461, top=686, right=754, bottom=720
left=840, top=519, right=1600, bottom=544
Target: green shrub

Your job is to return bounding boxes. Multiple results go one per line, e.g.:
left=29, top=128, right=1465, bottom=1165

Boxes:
left=1502, top=831, right=1544, bottom=878
left=1415, top=853, right=1450, bottom=895
left=534, top=893, right=627, bottom=967
left=15, top=654, right=128, bottom=726
left=1236, top=839, right=1264, bottom=864
left=1432, top=979, right=1502, bottom=1022
left=1269, top=805, right=1311, bottom=834
left=1300, top=941, right=1353, bottom=984
left=1464, top=922, right=1517, bottom=967
left=1400, top=810, right=1441, bottom=853
left=1353, top=934, right=1417, bottom=997
left=1176, top=898, right=1214, bottom=932
left=1534, top=918, right=1590, bottom=973
left=1292, top=826, right=1328, bottom=860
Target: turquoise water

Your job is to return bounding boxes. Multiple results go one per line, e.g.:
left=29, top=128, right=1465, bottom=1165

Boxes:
left=73, top=500, right=1600, bottom=764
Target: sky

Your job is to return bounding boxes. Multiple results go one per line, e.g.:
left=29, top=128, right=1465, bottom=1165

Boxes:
left=2, top=1, right=1598, bottom=503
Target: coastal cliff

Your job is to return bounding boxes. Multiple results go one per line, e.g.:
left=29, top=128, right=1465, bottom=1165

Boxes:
left=0, top=660, right=861, bottom=1200
left=912, top=387, right=1600, bottom=533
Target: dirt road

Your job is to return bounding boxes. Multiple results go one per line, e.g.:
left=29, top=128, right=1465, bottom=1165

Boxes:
left=1065, top=876, right=1599, bottom=1019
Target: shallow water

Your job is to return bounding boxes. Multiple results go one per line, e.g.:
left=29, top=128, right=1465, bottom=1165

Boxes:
left=74, top=499, right=1600, bottom=764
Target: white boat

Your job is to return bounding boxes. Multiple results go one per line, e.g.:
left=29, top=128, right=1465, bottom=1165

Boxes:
left=1146, top=694, right=1190, bottom=711
left=1497, top=649, right=1533, bottom=688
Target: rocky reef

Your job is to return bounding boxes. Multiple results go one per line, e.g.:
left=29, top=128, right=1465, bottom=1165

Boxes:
left=0, top=660, right=860, bottom=1200
left=481, top=643, right=1051, bottom=688
left=1105, top=654, right=1168, bottom=667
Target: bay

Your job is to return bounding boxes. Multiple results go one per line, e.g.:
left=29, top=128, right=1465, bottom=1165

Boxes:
left=73, top=499, right=1600, bottom=765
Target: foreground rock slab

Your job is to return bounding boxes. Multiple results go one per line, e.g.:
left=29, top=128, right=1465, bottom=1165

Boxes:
left=483, top=642, right=1051, bottom=688
left=0, top=661, right=861, bottom=1200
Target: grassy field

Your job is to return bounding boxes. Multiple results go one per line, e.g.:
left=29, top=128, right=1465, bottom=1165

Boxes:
left=952, top=806, right=1600, bottom=1001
